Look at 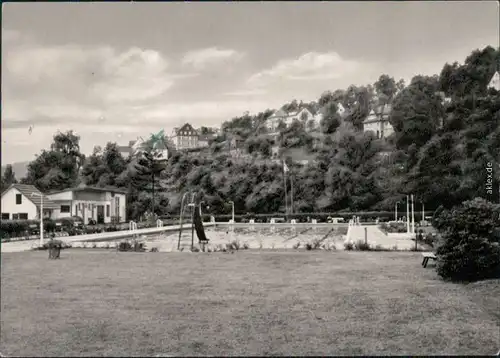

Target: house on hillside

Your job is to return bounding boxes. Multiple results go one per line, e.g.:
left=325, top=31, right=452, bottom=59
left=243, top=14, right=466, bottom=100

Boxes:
left=488, top=71, right=500, bottom=91
left=266, top=108, right=314, bottom=132
left=170, top=123, right=203, bottom=150
left=117, top=140, right=136, bottom=158
left=363, top=104, right=394, bottom=139
left=305, top=111, right=323, bottom=132
left=1, top=184, right=58, bottom=220
left=198, top=133, right=216, bottom=148
left=119, top=137, right=169, bottom=161
left=46, top=185, right=127, bottom=224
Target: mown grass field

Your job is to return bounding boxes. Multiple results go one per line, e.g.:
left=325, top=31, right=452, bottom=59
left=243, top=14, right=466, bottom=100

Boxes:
left=1, top=250, right=499, bottom=356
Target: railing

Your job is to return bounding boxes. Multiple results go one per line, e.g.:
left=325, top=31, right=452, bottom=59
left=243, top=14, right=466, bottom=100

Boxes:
left=129, top=221, right=137, bottom=231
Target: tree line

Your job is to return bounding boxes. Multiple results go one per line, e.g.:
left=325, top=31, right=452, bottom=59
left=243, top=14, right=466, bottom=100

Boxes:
left=2, top=45, right=499, bottom=220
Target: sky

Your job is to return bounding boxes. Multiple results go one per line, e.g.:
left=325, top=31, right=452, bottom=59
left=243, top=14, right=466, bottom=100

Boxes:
left=1, top=1, right=499, bottom=164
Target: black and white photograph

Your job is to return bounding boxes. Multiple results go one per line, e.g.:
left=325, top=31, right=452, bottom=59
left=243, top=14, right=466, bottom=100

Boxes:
left=1, top=1, right=499, bottom=356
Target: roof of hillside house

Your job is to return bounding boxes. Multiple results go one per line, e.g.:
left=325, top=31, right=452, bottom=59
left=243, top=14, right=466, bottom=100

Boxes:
left=1, top=184, right=59, bottom=209
left=198, top=134, right=216, bottom=141
left=174, top=123, right=198, bottom=136
left=47, top=185, right=128, bottom=196
left=269, top=107, right=313, bottom=119
left=364, top=104, right=392, bottom=123
left=117, top=145, right=132, bottom=154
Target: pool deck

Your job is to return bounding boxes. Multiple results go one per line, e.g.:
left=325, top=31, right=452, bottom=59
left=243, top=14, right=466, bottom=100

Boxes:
left=1, top=223, right=216, bottom=253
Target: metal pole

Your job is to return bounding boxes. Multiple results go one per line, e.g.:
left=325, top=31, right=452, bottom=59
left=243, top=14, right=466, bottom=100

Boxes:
left=395, top=202, right=398, bottom=221
left=190, top=193, right=197, bottom=250
left=422, top=202, right=424, bottom=225
left=411, top=194, right=415, bottom=234
left=290, top=172, right=294, bottom=215
left=406, top=195, right=410, bottom=233
left=232, top=202, right=234, bottom=222
left=177, top=192, right=188, bottom=250
left=364, top=227, right=367, bottom=245
left=152, top=172, right=155, bottom=217
left=40, top=194, right=44, bottom=246
left=283, top=165, right=288, bottom=219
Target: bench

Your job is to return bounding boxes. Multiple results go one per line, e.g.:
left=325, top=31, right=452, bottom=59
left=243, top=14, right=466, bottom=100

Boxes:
left=421, top=252, right=437, bottom=268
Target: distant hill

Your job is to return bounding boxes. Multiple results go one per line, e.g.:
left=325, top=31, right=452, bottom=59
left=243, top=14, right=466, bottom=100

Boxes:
left=1, top=161, right=29, bottom=180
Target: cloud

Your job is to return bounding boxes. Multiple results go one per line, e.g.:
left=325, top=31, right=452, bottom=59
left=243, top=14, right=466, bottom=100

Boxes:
left=224, top=89, right=267, bottom=96
left=182, top=47, right=244, bottom=69
left=5, top=43, right=176, bottom=103
left=248, top=52, right=361, bottom=85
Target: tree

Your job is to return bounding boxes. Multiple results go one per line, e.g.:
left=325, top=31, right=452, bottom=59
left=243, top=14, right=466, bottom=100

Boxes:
left=374, top=74, right=398, bottom=105
left=1, top=165, right=17, bottom=191
left=390, top=75, right=444, bottom=149
left=320, top=102, right=342, bottom=134
left=22, top=131, right=85, bottom=192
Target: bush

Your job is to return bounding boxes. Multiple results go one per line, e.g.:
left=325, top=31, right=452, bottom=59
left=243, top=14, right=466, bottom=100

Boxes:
left=292, top=241, right=301, bottom=249
left=118, top=241, right=132, bottom=252
left=242, top=242, right=250, bottom=250
left=33, top=239, right=71, bottom=251
left=344, top=241, right=354, bottom=251
left=44, top=219, right=56, bottom=233
left=355, top=240, right=371, bottom=251
left=434, top=198, right=500, bottom=282
left=191, top=246, right=200, bottom=252
left=150, top=247, right=159, bottom=252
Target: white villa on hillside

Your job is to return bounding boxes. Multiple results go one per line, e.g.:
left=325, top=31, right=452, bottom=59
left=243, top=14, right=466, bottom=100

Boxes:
left=266, top=108, right=315, bottom=132
left=488, top=71, right=500, bottom=91
left=363, top=104, right=394, bottom=139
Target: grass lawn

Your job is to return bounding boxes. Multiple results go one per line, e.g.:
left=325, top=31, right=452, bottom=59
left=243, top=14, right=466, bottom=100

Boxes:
left=1, top=250, right=499, bottom=356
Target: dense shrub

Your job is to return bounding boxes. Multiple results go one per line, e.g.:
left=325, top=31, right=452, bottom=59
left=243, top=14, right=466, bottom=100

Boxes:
left=355, top=240, right=371, bottom=251
left=379, top=221, right=407, bottom=234
left=33, top=239, right=71, bottom=251
left=117, top=241, right=132, bottom=251
left=117, top=240, right=147, bottom=252
left=344, top=241, right=354, bottom=250
left=434, top=198, right=500, bottom=282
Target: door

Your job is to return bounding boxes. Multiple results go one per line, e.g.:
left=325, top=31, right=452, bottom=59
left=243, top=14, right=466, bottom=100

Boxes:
left=97, top=205, right=105, bottom=224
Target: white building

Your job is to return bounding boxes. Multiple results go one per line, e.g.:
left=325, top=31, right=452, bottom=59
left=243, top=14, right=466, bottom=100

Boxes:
left=266, top=108, right=314, bottom=132
left=363, top=104, right=394, bottom=139
left=1, top=184, right=58, bottom=220
left=47, top=185, right=127, bottom=224
left=488, top=71, right=500, bottom=91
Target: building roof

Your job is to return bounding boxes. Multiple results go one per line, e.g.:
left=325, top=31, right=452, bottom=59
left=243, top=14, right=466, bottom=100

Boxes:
left=363, top=104, right=392, bottom=124
left=269, top=107, right=313, bottom=119
left=198, top=134, right=216, bottom=141
left=174, top=123, right=198, bottom=136
left=48, top=185, right=128, bottom=195
left=1, top=184, right=59, bottom=209
left=117, top=145, right=132, bottom=154
left=488, top=71, right=500, bottom=90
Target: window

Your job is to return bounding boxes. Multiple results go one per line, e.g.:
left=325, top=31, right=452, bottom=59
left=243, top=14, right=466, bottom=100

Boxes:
left=12, top=214, right=19, bottom=220
left=19, top=213, right=28, bottom=220
left=60, top=205, right=70, bottom=213
left=16, top=194, right=22, bottom=205
left=1, top=213, right=9, bottom=220
left=106, top=204, right=110, bottom=217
